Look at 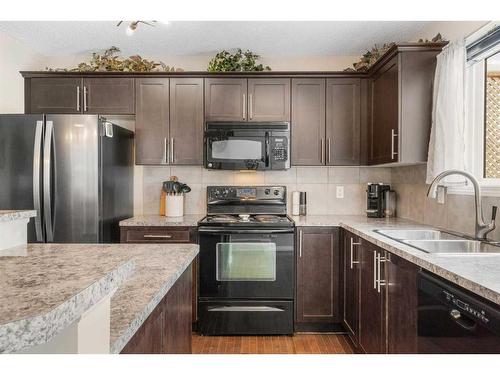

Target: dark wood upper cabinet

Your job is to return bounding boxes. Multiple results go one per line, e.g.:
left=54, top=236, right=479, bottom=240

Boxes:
left=169, top=78, right=204, bottom=165
left=368, top=48, right=440, bottom=165
left=135, top=78, right=169, bottom=165
left=326, top=78, right=361, bottom=165
left=83, top=78, right=135, bottom=114
left=359, top=241, right=385, bottom=354
left=27, top=78, right=82, bottom=114
left=343, top=230, right=361, bottom=347
left=296, top=227, right=340, bottom=330
left=291, top=78, right=326, bottom=166
left=204, top=78, right=247, bottom=121
left=385, top=253, right=419, bottom=354
left=247, top=78, right=290, bottom=122
left=368, top=57, right=399, bottom=165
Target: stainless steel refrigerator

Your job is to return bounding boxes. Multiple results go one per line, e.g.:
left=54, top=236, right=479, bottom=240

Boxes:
left=0, top=114, right=133, bottom=243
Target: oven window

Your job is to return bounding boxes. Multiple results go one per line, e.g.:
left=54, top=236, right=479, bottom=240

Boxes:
left=216, top=242, right=276, bottom=281
left=211, top=139, right=262, bottom=160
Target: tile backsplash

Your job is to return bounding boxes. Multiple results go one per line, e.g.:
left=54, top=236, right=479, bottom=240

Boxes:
left=392, top=164, right=500, bottom=241
left=135, top=166, right=392, bottom=216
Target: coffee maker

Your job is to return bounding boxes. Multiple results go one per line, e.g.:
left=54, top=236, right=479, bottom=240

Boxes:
left=366, top=183, right=391, bottom=218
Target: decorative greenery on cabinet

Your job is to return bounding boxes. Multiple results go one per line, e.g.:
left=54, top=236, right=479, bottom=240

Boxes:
left=207, top=49, right=271, bottom=72
left=45, top=46, right=183, bottom=72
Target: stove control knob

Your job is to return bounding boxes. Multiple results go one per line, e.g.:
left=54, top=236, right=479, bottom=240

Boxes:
left=274, top=189, right=280, bottom=196
left=265, top=188, right=271, bottom=195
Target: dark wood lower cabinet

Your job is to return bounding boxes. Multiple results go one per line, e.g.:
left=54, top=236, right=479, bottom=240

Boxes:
left=359, top=241, right=385, bottom=354
left=342, top=229, right=419, bottom=354
left=295, top=227, right=341, bottom=331
left=121, top=265, right=192, bottom=354
left=385, top=252, right=419, bottom=354
left=342, top=230, right=360, bottom=346
left=120, top=226, right=199, bottom=326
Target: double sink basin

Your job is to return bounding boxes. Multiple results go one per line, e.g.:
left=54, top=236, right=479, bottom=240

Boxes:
left=374, top=229, right=500, bottom=255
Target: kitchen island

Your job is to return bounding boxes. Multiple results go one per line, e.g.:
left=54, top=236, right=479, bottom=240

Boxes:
left=0, top=242, right=198, bottom=354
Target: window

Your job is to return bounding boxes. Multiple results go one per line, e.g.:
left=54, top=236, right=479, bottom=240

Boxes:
left=452, top=23, right=500, bottom=196
left=484, top=52, right=500, bottom=179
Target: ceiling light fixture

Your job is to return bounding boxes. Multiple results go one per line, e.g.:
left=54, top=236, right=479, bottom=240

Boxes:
left=116, top=21, right=156, bottom=36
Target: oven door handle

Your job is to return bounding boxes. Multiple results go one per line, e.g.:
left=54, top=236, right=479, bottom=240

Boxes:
left=198, top=228, right=294, bottom=234
left=207, top=306, right=285, bottom=312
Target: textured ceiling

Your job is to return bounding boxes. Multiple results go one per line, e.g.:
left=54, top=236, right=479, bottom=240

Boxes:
left=0, top=21, right=434, bottom=57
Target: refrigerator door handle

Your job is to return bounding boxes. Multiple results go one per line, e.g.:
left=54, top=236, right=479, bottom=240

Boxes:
left=33, top=120, right=44, bottom=242
left=43, top=121, right=55, bottom=242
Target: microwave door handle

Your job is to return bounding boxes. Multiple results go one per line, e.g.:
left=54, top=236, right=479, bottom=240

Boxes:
left=265, top=132, right=270, bottom=168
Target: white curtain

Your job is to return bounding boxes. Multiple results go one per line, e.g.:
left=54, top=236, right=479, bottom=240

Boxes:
left=426, top=39, right=467, bottom=185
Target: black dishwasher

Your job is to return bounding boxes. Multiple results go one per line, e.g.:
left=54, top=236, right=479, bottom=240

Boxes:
left=418, top=271, right=500, bottom=353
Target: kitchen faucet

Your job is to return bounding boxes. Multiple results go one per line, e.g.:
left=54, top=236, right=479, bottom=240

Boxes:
left=427, top=169, right=497, bottom=241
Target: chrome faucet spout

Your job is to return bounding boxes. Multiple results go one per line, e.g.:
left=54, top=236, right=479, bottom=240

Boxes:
left=426, top=169, right=497, bottom=241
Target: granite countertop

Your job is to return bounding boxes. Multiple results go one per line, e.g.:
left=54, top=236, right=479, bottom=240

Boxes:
left=295, top=215, right=500, bottom=306
left=0, top=210, right=37, bottom=222
left=119, top=214, right=205, bottom=227
left=0, top=243, right=198, bottom=354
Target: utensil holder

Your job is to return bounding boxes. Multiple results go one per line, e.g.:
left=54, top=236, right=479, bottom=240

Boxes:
left=165, top=195, right=184, bottom=217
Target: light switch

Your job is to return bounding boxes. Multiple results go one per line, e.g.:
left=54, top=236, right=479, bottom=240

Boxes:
left=336, top=185, right=344, bottom=199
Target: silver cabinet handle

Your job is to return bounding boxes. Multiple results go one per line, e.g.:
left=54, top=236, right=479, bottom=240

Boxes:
left=299, top=229, right=303, bottom=258
left=373, top=250, right=377, bottom=289
left=76, top=86, right=80, bottom=111
left=43, top=121, right=55, bottom=242
left=83, top=86, right=88, bottom=112
left=170, top=137, right=174, bottom=164
left=164, top=137, right=168, bottom=164
left=350, top=237, right=361, bottom=269
left=377, top=253, right=387, bottom=293
left=391, top=129, right=398, bottom=160
left=33, top=120, right=44, bottom=242
left=143, top=234, right=173, bottom=239
left=249, top=93, right=253, bottom=120
left=327, top=138, right=331, bottom=164
left=320, top=138, right=325, bottom=164
left=208, top=306, right=284, bottom=312
left=242, top=93, right=246, bottom=120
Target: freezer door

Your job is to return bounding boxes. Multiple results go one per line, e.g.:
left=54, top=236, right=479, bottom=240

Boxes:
left=45, top=115, right=100, bottom=243
left=0, top=114, right=45, bottom=242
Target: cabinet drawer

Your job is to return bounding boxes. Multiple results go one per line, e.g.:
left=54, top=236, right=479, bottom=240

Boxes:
left=121, top=227, right=194, bottom=243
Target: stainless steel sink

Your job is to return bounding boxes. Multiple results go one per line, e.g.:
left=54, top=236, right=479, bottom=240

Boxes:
left=374, top=229, right=462, bottom=241
left=373, top=229, right=500, bottom=255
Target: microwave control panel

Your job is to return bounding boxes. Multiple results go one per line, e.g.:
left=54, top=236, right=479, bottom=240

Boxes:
left=271, top=137, right=289, bottom=168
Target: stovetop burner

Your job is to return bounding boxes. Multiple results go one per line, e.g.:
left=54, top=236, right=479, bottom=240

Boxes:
left=200, top=214, right=294, bottom=227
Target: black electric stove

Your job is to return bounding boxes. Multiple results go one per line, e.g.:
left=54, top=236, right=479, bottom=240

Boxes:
left=197, top=186, right=295, bottom=336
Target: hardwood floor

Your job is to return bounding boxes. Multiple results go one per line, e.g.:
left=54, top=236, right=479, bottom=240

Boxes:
left=192, top=334, right=354, bottom=354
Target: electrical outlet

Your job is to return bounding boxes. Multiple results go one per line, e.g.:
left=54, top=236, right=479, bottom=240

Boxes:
left=336, top=185, right=344, bottom=199
left=437, top=185, right=446, bottom=204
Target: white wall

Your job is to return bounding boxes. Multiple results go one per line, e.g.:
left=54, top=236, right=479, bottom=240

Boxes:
left=44, top=53, right=359, bottom=72
left=411, top=21, right=487, bottom=42
left=0, top=32, right=48, bottom=113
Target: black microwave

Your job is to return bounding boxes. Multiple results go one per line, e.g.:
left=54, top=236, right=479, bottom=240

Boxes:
left=204, top=122, right=290, bottom=170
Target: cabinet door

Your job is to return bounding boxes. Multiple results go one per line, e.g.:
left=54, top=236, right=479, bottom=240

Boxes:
left=343, top=231, right=360, bottom=345
left=28, top=78, right=82, bottom=114
left=121, top=302, right=163, bottom=354
left=291, top=79, right=326, bottom=166
left=386, top=253, right=419, bottom=354
left=135, top=78, right=169, bottom=165
left=326, top=78, right=361, bottom=165
left=368, top=57, right=399, bottom=165
left=163, top=265, right=192, bottom=354
left=205, top=78, right=247, bottom=121
left=169, top=78, right=204, bottom=165
left=84, top=78, right=135, bottom=114
left=248, top=78, right=290, bottom=121
left=359, top=242, right=384, bottom=353
left=296, top=227, right=340, bottom=326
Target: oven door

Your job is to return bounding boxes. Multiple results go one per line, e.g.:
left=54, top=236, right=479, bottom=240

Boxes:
left=205, top=134, right=268, bottom=170
left=198, top=227, right=294, bottom=299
